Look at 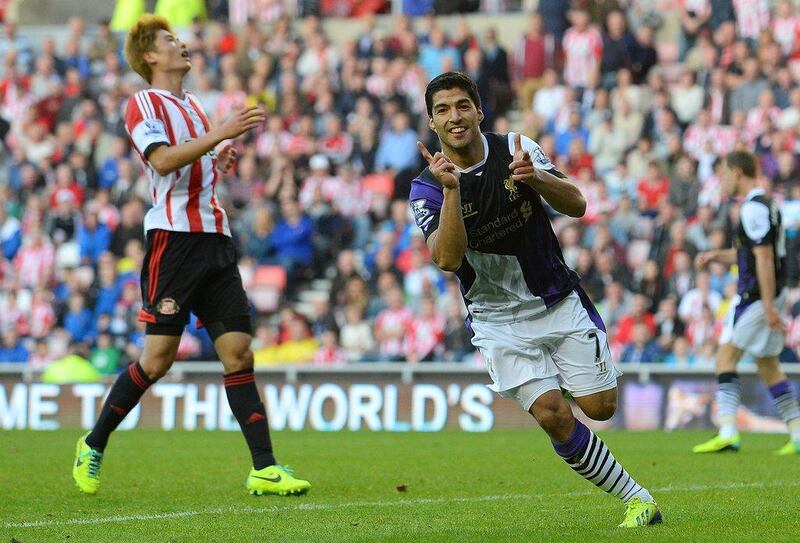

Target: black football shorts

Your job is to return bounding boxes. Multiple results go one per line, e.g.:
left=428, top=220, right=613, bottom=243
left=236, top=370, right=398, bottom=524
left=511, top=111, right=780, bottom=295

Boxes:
left=138, top=229, right=252, bottom=339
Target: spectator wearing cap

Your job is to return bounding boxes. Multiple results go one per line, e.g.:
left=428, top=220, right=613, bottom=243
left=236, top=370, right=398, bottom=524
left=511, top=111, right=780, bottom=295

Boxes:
left=299, top=154, right=342, bottom=211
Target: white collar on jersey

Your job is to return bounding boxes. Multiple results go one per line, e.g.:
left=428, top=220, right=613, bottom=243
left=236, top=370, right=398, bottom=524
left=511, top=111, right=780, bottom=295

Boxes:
left=149, top=87, right=191, bottom=102
left=745, top=187, right=765, bottom=201
left=455, top=134, right=489, bottom=174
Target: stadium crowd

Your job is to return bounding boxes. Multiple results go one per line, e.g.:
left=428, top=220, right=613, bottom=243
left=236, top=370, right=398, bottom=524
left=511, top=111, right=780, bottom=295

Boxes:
left=2, top=1, right=800, bottom=372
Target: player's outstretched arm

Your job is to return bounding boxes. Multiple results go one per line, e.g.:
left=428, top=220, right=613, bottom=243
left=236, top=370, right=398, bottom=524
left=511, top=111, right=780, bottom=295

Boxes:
left=417, top=141, right=467, bottom=272
left=694, top=248, right=736, bottom=270
left=508, top=133, right=586, bottom=218
left=148, top=106, right=264, bottom=176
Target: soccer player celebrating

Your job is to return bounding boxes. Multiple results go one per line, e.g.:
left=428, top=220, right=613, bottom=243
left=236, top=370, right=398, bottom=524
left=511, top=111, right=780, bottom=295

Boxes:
left=411, top=72, right=661, bottom=528
left=693, top=151, right=800, bottom=455
left=72, top=15, right=310, bottom=496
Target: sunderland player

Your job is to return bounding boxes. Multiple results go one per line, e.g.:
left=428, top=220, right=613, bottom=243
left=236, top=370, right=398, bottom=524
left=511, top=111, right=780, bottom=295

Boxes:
left=693, top=151, right=800, bottom=455
left=72, top=15, right=310, bottom=496
left=410, top=72, right=661, bottom=528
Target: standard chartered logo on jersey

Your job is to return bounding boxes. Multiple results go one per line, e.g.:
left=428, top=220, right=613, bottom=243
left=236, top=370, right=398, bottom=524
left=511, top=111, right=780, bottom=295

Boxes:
left=468, top=201, right=533, bottom=249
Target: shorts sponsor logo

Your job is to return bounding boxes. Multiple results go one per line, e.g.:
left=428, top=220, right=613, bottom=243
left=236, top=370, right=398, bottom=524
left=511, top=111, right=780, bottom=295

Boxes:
left=157, top=298, right=180, bottom=316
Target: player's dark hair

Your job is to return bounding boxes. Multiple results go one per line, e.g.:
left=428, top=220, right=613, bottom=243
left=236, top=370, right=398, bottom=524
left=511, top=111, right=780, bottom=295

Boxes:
left=726, top=150, right=757, bottom=178
left=425, top=71, right=481, bottom=117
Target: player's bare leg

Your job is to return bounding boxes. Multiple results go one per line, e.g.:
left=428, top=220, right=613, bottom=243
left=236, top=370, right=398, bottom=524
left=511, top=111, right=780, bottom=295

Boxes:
left=573, top=388, right=617, bottom=422
left=74, top=335, right=180, bottom=494
left=215, top=330, right=311, bottom=495
left=529, top=390, right=661, bottom=527
left=756, top=356, right=800, bottom=454
left=693, top=343, right=744, bottom=453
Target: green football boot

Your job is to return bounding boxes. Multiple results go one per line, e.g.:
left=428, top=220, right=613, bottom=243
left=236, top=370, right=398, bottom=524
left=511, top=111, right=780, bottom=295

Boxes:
left=692, top=434, right=741, bottom=453
left=73, top=432, right=103, bottom=495
left=618, top=497, right=663, bottom=528
left=775, top=441, right=800, bottom=456
left=246, top=465, right=311, bottom=496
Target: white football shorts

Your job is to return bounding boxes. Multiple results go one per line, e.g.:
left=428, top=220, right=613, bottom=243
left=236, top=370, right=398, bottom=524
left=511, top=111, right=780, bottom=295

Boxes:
left=719, top=289, right=787, bottom=358
left=470, top=290, right=620, bottom=411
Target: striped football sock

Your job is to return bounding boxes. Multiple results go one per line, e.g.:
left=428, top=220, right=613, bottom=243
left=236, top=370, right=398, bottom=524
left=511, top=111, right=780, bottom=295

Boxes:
left=86, top=362, right=153, bottom=451
left=224, top=368, right=276, bottom=469
left=769, top=381, right=800, bottom=442
left=553, top=420, right=654, bottom=503
left=716, top=372, right=741, bottom=440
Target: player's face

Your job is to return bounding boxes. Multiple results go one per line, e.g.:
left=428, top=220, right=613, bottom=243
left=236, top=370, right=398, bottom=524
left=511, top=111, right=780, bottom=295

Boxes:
left=429, top=88, right=483, bottom=151
left=147, top=30, right=191, bottom=76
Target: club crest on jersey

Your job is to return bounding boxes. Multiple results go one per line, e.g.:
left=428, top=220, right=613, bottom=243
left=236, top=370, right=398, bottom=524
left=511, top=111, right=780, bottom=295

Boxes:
left=504, top=176, right=519, bottom=202
left=156, top=298, right=180, bottom=316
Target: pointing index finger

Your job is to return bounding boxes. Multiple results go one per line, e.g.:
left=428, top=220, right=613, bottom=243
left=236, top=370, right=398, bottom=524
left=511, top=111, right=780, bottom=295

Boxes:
left=514, top=132, right=522, bottom=155
left=417, top=141, right=434, bottom=164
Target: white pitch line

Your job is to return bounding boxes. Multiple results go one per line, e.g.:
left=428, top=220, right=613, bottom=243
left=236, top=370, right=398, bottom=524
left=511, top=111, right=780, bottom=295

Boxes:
left=5, top=480, right=799, bottom=529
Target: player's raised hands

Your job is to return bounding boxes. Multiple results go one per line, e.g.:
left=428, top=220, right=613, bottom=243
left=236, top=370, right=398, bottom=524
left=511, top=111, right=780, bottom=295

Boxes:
left=216, top=143, right=237, bottom=173
left=219, top=106, right=265, bottom=140
left=509, top=132, right=536, bottom=183
left=417, top=141, right=460, bottom=189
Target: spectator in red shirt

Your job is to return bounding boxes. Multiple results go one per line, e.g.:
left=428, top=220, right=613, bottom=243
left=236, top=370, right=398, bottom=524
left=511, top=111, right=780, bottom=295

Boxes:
left=514, top=14, right=555, bottom=113
left=637, top=161, right=669, bottom=217
left=615, top=293, right=657, bottom=347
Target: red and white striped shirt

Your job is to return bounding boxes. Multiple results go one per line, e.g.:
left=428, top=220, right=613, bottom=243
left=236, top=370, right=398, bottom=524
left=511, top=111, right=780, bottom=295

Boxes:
left=733, top=0, right=770, bottom=40
left=14, top=241, right=55, bottom=288
left=772, top=16, right=800, bottom=57
left=683, top=124, right=717, bottom=160
left=745, top=106, right=781, bottom=141
left=125, top=89, right=230, bottom=236
left=562, top=28, right=602, bottom=88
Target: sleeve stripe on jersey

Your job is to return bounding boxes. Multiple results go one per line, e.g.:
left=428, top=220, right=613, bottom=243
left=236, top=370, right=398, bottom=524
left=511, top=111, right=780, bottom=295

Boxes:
left=133, top=93, right=149, bottom=121
left=135, top=91, right=157, bottom=120
left=149, top=93, right=176, bottom=146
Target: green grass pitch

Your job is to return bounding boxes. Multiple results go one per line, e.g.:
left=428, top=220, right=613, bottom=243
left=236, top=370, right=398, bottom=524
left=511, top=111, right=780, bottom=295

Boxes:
left=1, top=430, right=798, bottom=542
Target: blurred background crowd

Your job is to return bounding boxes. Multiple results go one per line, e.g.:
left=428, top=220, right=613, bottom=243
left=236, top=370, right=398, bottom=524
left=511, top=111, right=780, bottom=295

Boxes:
left=2, top=0, right=800, bottom=373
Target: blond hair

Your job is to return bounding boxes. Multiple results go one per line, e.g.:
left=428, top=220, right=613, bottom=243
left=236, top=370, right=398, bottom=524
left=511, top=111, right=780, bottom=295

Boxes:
left=124, top=14, right=173, bottom=83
